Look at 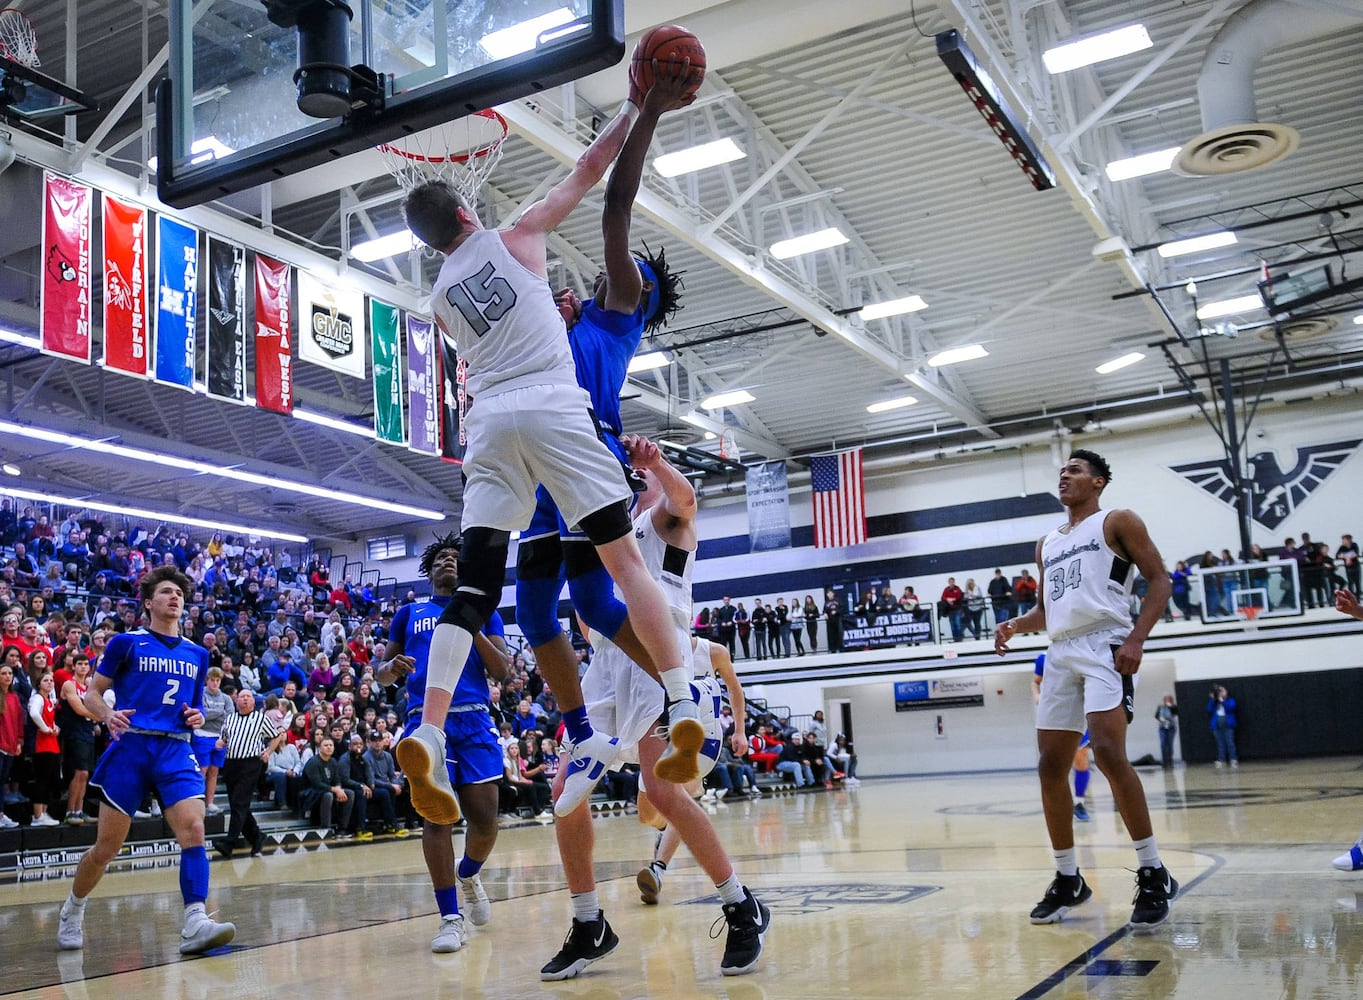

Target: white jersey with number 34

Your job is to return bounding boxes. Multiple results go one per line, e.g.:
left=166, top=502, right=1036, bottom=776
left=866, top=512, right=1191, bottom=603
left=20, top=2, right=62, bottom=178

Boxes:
left=1040, top=509, right=1134, bottom=639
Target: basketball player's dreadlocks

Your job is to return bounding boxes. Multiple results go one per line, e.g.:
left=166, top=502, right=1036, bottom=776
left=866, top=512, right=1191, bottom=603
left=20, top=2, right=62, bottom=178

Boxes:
left=418, top=532, right=462, bottom=579
left=637, top=242, right=685, bottom=335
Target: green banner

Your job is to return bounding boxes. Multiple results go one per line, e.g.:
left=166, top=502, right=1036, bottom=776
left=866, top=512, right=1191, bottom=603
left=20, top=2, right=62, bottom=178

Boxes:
left=370, top=298, right=405, bottom=444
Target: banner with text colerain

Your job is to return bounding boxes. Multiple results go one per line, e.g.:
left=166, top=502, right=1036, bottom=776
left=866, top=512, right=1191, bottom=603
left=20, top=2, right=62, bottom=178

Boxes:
left=40, top=173, right=93, bottom=363
left=370, top=299, right=404, bottom=445
left=297, top=270, right=365, bottom=378
left=154, top=215, right=198, bottom=390
left=253, top=253, right=293, bottom=414
left=101, top=194, right=150, bottom=378
left=205, top=237, right=246, bottom=403
left=406, top=315, right=439, bottom=456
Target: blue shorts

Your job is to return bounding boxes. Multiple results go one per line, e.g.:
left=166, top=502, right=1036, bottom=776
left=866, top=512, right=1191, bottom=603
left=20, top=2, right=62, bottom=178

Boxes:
left=192, top=734, right=226, bottom=769
left=404, top=709, right=502, bottom=787
left=90, top=732, right=205, bottom=815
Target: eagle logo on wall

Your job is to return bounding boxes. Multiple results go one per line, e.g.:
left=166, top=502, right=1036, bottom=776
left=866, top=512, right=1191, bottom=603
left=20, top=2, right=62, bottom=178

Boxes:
left=1169, top=440, right=1361, bottom=529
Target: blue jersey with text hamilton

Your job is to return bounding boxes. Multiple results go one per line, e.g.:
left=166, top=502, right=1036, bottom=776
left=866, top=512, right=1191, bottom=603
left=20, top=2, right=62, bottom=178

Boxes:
left=392, top=597, right=505, bottom=713
left=96, top=629, right=207, bottom=734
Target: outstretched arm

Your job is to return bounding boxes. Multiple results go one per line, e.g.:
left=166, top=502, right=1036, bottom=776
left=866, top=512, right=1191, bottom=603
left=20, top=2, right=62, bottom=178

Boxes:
left=622, top=433, right=696, bottom=522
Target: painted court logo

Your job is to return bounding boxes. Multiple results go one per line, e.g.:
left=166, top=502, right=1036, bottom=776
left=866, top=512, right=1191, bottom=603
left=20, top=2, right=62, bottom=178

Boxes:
left=1169, top=439, right=1360, bottom=529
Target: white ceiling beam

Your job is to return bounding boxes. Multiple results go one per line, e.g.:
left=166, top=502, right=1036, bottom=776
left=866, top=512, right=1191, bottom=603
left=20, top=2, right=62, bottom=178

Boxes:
left=625, top=381, right=783, bottom=458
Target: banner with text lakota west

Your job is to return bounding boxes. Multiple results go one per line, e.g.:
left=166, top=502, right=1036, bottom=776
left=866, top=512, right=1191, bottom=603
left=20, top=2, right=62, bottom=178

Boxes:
left=254, top=254, right=292, bottom=414
left=370, top=299, right=404, bottom=445
left=406, top=315, right=439, bottom=456
left=40, top=173, right=93, bottom=363
left=101, top=194, right=150, bottom=378
left=438, top=332, right=466, bottom=464
left=297, top=270, right=365, bottom=378
left=205, top=237, right=246, bottom=403
left=154, top=215, right=198, bottom=390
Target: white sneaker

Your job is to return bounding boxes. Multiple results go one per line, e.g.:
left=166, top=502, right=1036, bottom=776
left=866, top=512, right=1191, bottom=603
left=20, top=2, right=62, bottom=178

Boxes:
left=458, top=872, right=492, bottom=926
left=58, top=902, right=86, bottom=950
left=205, top=804, right=222, bottom=816
left=700, top=789, right=718, bottom=802
left=431, top=914, right=468, bottom=954
left=654, top=696, right=704, bottom=785
left=555, top=730, right=621, bottom=817
left=33, top=813, right=60, bottom=827
left=179, top=914, right=236, bottom=955
left=133, top=810, right=152, bottom=820
left=395, top=724, right=461, bottom=825
left=0, top=814, right=18, bottom=828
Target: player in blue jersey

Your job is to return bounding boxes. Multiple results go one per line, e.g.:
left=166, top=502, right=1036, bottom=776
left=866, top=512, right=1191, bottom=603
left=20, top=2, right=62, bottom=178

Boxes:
left=515, top=69, right=689, bottom=818
left=57, top=565, right=236, bottom=956
left=376, top=533, right=511, bottom=954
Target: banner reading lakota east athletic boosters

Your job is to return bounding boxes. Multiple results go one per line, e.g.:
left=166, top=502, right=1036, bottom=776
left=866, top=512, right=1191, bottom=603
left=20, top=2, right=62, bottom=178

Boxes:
left=101, top=194, right=150, bottom=378
left=205, top=237, right=246, bottom=402
left=40, top=173, right=93, bottom=363
left=406, top=315, right=439, bottom=456
left=297, top=270, right=365, bottom=378
left=254, top=254, right=293, bottom=414
left=369, top=299, right=405, bottom=445
left=154, top=216, right=198, bottom=389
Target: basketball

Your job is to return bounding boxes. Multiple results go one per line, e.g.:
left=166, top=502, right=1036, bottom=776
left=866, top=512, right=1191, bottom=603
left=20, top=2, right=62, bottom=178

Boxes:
left=630, top=25, right=706, bottom=97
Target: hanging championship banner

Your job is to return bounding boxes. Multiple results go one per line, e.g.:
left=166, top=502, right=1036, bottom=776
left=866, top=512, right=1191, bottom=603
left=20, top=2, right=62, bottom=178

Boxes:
left=254, top=254, right=293, bottom=414
left=101, top=194, right=150, bottom=377
left=438, top=333, right=466, bottom=464
left=40, top=173, right=93, bottom=363
left=297, top=270, right=365, bottom=378
left=154, top=216, right=198, bottom=390
left=370, top=299, right=405, bottom=445
left=746, top=460, right=792, bottom=552
left=206, top=237, right=246, bottom=403
left=407, top=315, right=439, bottom=456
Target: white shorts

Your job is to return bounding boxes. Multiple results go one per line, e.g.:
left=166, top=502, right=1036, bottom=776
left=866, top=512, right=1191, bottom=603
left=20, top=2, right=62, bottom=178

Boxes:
left=1035, top=627, right=1135, bottom=733
left=582, top=634, right=723, bottom=776
left=459, top=384, right=632, bottom=533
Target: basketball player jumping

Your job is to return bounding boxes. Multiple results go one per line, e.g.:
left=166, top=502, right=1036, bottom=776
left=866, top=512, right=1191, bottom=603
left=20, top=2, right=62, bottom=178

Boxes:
left=995, top=449, right=1179, bottom=930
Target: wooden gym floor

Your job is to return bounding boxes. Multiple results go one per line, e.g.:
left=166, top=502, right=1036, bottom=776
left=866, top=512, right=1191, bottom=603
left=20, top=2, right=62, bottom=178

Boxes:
left=5, top=757, right=1363, bottom=999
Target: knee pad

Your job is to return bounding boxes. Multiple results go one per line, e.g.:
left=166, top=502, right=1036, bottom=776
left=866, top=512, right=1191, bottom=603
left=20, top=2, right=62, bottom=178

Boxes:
left=515, top=535, right=567, bottom=647
left=564, top=548, right=627, bottom=641
left=576, top=500, right=633, bottom=547
left=434, top=527, right=509, bottom=630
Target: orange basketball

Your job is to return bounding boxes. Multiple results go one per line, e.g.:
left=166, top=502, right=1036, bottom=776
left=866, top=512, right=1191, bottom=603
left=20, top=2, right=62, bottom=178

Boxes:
left=629, top=24, right=706, bottom=97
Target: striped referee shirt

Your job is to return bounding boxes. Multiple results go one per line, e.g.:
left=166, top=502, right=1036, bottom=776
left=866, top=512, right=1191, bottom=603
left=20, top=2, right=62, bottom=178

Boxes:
left=219, top=708, right=281, bottom=760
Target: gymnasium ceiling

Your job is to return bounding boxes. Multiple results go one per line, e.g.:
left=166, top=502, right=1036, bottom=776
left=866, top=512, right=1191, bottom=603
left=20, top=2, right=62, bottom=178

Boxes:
left=1, top=0, right=1362, bottom=546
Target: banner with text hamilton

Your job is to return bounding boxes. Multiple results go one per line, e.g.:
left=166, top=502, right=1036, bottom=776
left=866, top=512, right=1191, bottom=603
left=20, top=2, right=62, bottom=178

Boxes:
left=154, top=215, right=198, bottom=390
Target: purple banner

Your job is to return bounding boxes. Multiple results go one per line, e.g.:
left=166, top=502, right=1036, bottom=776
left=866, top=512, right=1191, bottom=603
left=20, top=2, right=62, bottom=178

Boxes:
left=407, top=315, right=439, bottom=456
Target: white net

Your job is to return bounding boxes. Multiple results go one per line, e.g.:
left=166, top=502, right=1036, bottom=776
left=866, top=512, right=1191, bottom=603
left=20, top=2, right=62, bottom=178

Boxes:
left=0, top=8, right=38, bottom=68
left=376, top=109, right=508, bottom=203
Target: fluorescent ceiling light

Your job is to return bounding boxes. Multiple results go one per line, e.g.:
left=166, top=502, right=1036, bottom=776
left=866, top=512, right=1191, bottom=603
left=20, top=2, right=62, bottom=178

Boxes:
left=352, top=229, right=416, bottom=262
left=1196, top=294, right=1264, bottom=320
left=1354, top=314, right=1363, bottom=325
left=859, top=295, right=928, bottom=321
left=769, top=228, right=848, bottom=260
left=2, top=464, right=19, bottom=476
left=1157, top=231, right=1237, bottom=258
left=0, top=419, right=444, bottom=520
left=1095, top=352, right=1145, bottom=375
left=148, top=135, right=235, bottom=171
left=866, top=395, right=918, bottom=413
left=703, top=431, right=717, bottom=440
left=0, top=485, right=310, bottom=543
left=294, top=408, right=374, bottom=438
left=700, top=389, right=755, bottom=410
left=653, top=138, right=746, bottom=178
left=928, top=344, right=989, bottom=367
left=0, top=327, right=41, bottom=348
left=1043, top=24, right=1152, bottom=74
left=479, top=7, right=575, bottom=59
left=627, top=351, right=671, bottom=374
left=1104, top=146, right=1180, bottom=182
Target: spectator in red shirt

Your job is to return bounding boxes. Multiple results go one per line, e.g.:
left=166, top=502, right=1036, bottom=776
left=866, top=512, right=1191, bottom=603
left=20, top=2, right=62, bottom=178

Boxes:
left=747, top=725, right=782, bottom=772
left=1014, top=568, right=1038, bottom=616
left=941, top=577, right=965, bottom=642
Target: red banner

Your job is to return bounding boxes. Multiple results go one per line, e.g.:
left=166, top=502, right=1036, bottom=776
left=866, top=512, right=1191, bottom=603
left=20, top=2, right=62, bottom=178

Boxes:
left=40, top=173, right=93, bottom=362
left=102, top=194, right=150, bottom=377
left=254, top=254, right=293, bottom=414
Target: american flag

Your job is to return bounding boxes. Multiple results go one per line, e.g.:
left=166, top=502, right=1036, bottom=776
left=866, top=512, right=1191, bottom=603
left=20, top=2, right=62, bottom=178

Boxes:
left=810, top=449, right=867, bottom=548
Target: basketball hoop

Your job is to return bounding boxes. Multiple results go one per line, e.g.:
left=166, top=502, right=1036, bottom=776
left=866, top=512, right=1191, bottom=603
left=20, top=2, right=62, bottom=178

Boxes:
left=0, top=8, right=38, bottom=68
left=1237, top=604, right=1262, bottom=634
left=376, top=109, right=508, bottom=203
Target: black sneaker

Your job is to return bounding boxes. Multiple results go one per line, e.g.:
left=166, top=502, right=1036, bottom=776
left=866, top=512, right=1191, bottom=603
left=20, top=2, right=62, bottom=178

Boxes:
left=716, top=887, right=771, bottom=976
left=1029, top=871, right=1092, bottom=924
left=539, top=911, right=619, bottom=981
left=1129, top=866, right=1179, bottom=930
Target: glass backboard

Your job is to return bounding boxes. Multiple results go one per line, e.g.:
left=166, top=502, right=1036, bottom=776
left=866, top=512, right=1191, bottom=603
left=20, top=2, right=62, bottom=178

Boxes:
left=157, top=0, right=623, bottom=208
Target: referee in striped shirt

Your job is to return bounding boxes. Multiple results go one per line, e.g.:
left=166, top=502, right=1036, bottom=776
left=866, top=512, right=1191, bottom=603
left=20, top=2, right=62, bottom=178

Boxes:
left=213, top=688, right=283, bottom=858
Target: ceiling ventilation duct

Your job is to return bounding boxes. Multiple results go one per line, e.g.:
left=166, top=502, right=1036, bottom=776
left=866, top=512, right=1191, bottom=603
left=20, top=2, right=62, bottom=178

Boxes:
left=1176, top=0, right=1363, bottom=176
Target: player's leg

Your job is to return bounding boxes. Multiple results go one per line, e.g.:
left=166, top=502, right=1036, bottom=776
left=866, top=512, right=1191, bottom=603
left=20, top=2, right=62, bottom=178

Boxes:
left=637, top=821, right=681, bottom=904
left=420, top=820, right=467, bottom=953
left=1072, top=739, right=1092, bottom=821
left=61, top=805, right=132, bottom=949
left=541, top=764, right=618, bottom=981
left=160, top=741, right=236, bottom=954
left=449, top=714, right=503, bottom=932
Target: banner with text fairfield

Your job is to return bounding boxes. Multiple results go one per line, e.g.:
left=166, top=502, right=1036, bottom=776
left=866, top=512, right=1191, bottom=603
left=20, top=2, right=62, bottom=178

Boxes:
left=40, top=173, right=93, bottom=363
left=205, top=238, right=246, bottom=403
left=406, top=315, right=439, bottom=456
left=153, top=215, right=198, bottom=390
left=370, top=299, right=404, bottom=445
left=101, top=194, right=150, bottom=378
left=254, top=254, right=293, bottom=414
left=297, top=270, right=365, bottom=378
left=745, top=461, right=791, bottom=551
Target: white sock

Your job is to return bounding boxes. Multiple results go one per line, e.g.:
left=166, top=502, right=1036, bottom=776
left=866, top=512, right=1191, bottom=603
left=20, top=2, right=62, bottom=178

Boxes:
left=63, top=892, right=87, bottom=915
left=1053, top=847, right=1078, bottom=877
left=427, top=623, right=474, bottom=695
left=660, top=667, right=692, bottom=704
left=715, top=873, right=745, bottom=906
left=570, top=890, right=600, bottom=923
left=1133, top=835, right=1161, bottom=869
